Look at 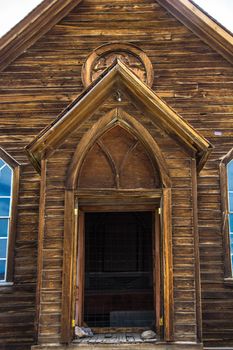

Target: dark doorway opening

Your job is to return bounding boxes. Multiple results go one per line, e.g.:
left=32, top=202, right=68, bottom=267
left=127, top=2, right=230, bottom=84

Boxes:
left=84, top=211, right=155, bottom=329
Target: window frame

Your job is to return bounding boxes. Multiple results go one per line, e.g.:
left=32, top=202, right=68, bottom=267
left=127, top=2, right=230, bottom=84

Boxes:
left=220, top=148, right=233, bottom=282
left=0, top=148, right=20, bottom=283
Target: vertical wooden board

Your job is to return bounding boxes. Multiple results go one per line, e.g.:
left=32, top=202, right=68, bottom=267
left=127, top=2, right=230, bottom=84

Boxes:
left=76, top=210, right=85, bottom=326
left=35, top=159, right=47, bottom=340
left=162, top=187, right=174, bottom=341
left=154, top=209, right=162, bottom=336
left=61, top=190, right=75, bottom=343
left=191, top=158, right=202, bottom=343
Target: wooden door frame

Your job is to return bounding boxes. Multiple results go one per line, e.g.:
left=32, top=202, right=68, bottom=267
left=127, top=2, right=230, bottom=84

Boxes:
left=61, top=188, right=173, bottom=343
left=61, top=108, right=173, bottom=344
left=75, top=204, right=161, bottom=335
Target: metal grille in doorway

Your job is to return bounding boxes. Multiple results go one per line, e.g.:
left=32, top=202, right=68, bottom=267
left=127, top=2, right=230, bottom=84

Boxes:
left=84, top=212, right=155, bottom=328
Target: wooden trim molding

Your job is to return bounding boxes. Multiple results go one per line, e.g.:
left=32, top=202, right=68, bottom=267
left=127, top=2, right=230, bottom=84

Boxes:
left=162, top=188, right=174, bottom=341
left=0, top=0, right=82, bottom=72
left=220, top=148, right=233, bottom=279
left=75, top=210, right=85, bottom=327
left=81, top=42, right=154, bottom=88
left=61, top=190, right=76, bottom=343
left=221, top=148, right=233, bottom=166
left=35, top=159, right=47, bottom=340
left=26, top=60, right=213, bottom=174
left=0, top=148, right=20, bottom=283
left=61, top=190, right=174, bottom=343
left=154, top=209, right=162, bottom=337
left=66, top=108, right=171, bottom=189
left=77, top=189, right=162, bottom=212
left=156, top=0, right=233, bottom=66
left=191, top=159, right=202, bottom=342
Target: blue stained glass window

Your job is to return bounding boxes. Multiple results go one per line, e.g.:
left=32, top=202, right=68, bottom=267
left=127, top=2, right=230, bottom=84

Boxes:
left=227, top=160, right=233, bottom=274
left=0, top=239, right=7, bottom=258
left=231, top=236, right=233, bottom=252
left=230, top=214, right=233, bottom=234
left=228, top=161, right=233, bottom=191
left=0, top=158, right=13, bottom=281
left=0, top=219, right=8, bottom=237
left=0, top=198, right=11, bottom=216
left=0, top=159, right=4, bottom=168
left=229, top=193, right=233, bottom=212
left=0, top=260, right=5, bottom=280
left=0, top=166, right=12, bottom=196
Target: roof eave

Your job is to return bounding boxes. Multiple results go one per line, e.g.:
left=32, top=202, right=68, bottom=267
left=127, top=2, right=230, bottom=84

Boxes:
left=0, top=0, right=82, bottom=72
left=156, top=0, right=233, bottom=65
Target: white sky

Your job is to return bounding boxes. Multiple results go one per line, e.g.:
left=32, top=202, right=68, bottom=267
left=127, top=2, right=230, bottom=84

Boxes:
left=193, top=0, right=233, bottom=33
left=0, top=0, right=42, bottom=37
left=0, top=0, right=232, bottom=38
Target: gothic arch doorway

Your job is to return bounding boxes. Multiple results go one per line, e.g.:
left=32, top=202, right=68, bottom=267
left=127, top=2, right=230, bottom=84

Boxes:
left=61, top=109, right=173, bottom=343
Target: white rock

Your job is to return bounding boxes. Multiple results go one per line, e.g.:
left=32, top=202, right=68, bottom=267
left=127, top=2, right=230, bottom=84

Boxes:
left=75, top=326, right=93, bottom=338
left=141, top=330, right=157, bottom=340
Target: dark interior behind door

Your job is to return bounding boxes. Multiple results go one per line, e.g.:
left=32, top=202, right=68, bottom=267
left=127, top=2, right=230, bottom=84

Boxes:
left=84, top=212, right=154, bottom=328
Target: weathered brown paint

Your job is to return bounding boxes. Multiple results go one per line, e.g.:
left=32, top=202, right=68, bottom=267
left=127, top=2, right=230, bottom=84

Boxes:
left=0, top=0, right=232, bottom=348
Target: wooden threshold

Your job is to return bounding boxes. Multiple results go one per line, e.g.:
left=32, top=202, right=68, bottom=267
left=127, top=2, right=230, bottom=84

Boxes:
left=73, top=332, right=157, bottom=344
left=32, top=341, right=204, bottom=349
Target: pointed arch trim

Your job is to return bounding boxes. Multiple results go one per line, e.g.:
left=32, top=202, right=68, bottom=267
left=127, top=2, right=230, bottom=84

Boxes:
left=65, top=108, right=171, bottom=189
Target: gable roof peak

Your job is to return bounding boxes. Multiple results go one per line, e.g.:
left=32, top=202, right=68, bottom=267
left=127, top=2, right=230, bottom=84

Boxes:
left=0, top=0, right=233, bottom=71
left=26, top=59, right=213, bottom=174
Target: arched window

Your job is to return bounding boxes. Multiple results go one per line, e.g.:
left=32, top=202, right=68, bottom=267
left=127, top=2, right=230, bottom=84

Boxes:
left=0, top=149, right=19, bottom=283
left=0, top=159, right=13, bottom=281
left=220, top=149, right=233, bottom=280
left=227, top=160, right=233, bottom=273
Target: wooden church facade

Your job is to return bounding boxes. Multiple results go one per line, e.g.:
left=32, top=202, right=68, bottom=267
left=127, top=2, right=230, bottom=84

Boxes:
left=0, top=0, right=233, bottom=349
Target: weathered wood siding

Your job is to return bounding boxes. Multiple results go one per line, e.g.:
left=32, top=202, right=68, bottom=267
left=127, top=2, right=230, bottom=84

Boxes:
left=0, top=156, right=39, bottom=350
left=0, top=0, right=232, bottom=348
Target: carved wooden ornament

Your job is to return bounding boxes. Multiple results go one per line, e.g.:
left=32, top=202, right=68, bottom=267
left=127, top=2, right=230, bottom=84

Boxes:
left=82, top=42, right=154, bottom=87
